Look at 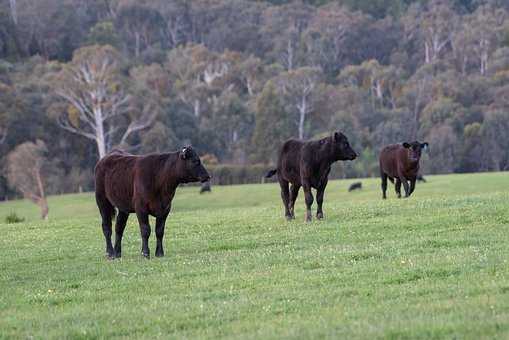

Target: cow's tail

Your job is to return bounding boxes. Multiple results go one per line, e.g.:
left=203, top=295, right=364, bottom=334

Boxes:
left=265, top=169, right=277, bottom=178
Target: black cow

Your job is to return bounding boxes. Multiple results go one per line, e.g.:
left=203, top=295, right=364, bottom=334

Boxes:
left=266, top=132, right=357, bottom=222
left=95, top=147, right=210, bottom=259
left=348, top=182, right=362, bottom=192
left=379, top=141, right=429, bottom=199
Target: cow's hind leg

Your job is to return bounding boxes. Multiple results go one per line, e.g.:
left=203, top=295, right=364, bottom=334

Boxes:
left=302, top=180, right=314, bottom=223
left=279, top=179, right=292, bottom=220
left=97, top=196, right=115, bottom=259
left=136, top=211, right=151, bottom=258
left=155, top=212, right=169, bottom=257
left=113, top=211, right=129, bottom=258
left=381, top=172, right=388, bottom=199
left=289, top=184, right=300, bottom=219
left=395, top=179, right=402, bottom=198
left=316, top=180, right=328, bottom=219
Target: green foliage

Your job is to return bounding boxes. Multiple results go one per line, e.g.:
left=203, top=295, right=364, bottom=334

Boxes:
left=251, top=81, right=290, bottom=163
left=1, top=0, right=509, bottom=197
left=85, top=21, right=121, bottom=48
left=208, top=164, right=272, bottom=185
left=1, top=173, right=509, bottom=338
left=4, top=212, right=24, bottom=224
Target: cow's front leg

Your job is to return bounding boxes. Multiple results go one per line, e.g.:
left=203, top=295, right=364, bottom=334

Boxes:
left=136, top=211, right=151, bottom=258
left=316, top=181, right=327, bottom=220
left=400, top=176, right=410, bottom=197
left=155, top=212, right=169, bottom=257
left=408, top=178, right=416, bottom=196
left=302, top=181, right=314, bottom=223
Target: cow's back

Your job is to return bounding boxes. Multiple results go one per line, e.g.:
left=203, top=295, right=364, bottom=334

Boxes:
left=95, top=153, right=138, bottom=212
left=379, top=144, right=403, bottom=178
left=277, top=139, right=304, bottom=184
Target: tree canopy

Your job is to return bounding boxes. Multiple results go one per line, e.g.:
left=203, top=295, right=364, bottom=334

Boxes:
left=1, top=0, right=509, bottom=198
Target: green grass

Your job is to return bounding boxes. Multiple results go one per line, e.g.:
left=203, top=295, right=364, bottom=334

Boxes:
left=1, top=172, right=509, bottom=339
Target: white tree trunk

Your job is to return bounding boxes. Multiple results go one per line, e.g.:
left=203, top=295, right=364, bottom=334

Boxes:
left=287, top=39, right=294, bottom=71
left=425, top=42, right=431, bottom=64
left=194, top=99, right=200, bottom=117
left=135, top=32, right=141, bottom=58
left=298, top=95, right=307, bottom=140
left=9, top=0, right=17, bottom=25
left=94, top=107, right=107, bottom=159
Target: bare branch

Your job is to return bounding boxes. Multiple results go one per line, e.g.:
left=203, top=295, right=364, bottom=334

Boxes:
left=119, top=109, right=158, bottom=146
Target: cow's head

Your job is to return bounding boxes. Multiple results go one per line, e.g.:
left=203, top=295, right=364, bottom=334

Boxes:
left=402, top=141, right=429, bottom=162
left=332, top=132, right=357, bottom=161
left=179, top=146, right=211, bottom=183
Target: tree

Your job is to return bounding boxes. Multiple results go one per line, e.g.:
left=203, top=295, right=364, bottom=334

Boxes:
left=338, top=60, right=403, bottom=110
left=453, top=5, right=508, bottom=75
left=86, top=21, right=121, bottom=48
left=54, top=45, right=155, bottom=159
left=304, top=4, right=369, bottom=75
left=252, top=81, right=290, bottom=164
left=403, top=0, right=458, bottom=65
left=275, top=67, right=322, bottom=140
left=398, top=65, right=435, bottom=140
left=0, top=79, right=13, bottom=145
left=261, top=2, right=313, bottom=70
left=115, top=3, right=164, bottom=58
left=6, top=140, right=49, bottom=219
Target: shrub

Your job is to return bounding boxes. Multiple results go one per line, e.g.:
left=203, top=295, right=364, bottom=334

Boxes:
left=208, top=164, right=275, bottom=185
left=5, top=212, right=25, bottom=224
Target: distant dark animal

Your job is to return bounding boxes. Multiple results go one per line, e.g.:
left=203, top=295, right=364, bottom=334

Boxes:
left=379, top=141, right=429, bottom=199
left=417, top=175, right=427, bottom=183
left=348, top=182, right=362, bottom=192
left=200, top=181, right=211, bottom=194
left=95, top=147, right=210, bottom=259
left=265, top=132, right=357, bottom=222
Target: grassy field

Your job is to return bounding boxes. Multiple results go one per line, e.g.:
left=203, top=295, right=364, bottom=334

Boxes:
left=1, top=172, right=509, bottom=339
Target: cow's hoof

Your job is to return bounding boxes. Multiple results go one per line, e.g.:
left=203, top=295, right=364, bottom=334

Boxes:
left=155, top=251, right=164, bottom=258
left=316, top=212, right=324, bottom=220
left=113, top=252, right=121, bottom=259
left=285, top=215, right=293, bottom=221
left=106, top=254, right=115, bottom=260
left=305, top=215, right=312, bottom=223
left=141, top=252, right=150, bottom=259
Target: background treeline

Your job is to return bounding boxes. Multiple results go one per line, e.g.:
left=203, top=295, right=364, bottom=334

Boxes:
left=1, top=0, right=509, bottom=198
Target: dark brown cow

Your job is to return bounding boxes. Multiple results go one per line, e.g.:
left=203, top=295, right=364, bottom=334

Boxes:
left=266, top=132, right=357, bottom=222
left=95, top=147, right=210, bottom=259
left=379, top=141, right=429, bottom=199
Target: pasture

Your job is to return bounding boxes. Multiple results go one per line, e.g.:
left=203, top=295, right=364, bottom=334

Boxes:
left=1, top=172, right=509, bottom=339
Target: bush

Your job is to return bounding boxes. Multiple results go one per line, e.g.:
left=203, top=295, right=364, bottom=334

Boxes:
left=5, top=212, right=25, bottom=224
left=206, top=161, right=370, bottom=186
left=208, top=164, right=275, bottom=185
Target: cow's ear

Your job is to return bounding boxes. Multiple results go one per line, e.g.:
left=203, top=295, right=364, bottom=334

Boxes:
left=421, top=142, right=429, bottom=151
left=334, top=132, right=341, bottom=142
left=180, top=147, right=188, bottom=160
left=403, top=142, right=411, bottom=148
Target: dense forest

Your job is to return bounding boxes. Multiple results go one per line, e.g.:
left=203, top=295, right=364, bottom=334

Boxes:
left=1, top=0, right=509, bottom=199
